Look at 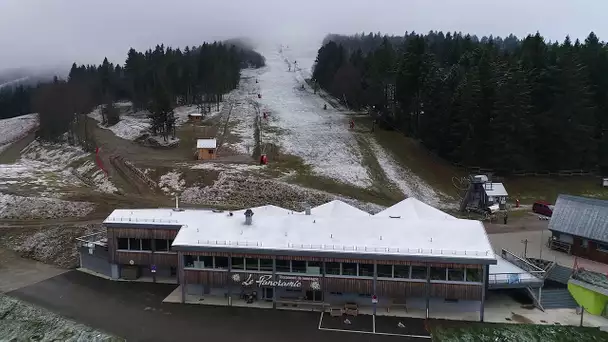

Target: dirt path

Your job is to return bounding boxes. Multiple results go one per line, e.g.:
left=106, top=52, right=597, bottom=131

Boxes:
left=0, top=131, right=36, bottom=164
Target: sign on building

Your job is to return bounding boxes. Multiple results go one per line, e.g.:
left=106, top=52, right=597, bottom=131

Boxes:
left=231, top=273, right=321, bottom=290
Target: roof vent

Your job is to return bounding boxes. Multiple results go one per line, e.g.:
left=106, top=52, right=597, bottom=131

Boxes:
left=244, top=209, right=254, bottom=225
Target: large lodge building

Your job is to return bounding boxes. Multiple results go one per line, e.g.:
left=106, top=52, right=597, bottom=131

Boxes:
left=79, top=199, right=526, bottom=321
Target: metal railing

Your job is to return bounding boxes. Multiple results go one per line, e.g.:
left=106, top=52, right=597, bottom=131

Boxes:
left=488, top=272, right=544, bottom=285
left=501, top=249, right=545, bottom=279
left=75, top=231, right=107, bottom=247
left=192, top=240, right=492, bottom=257
left=105, top=217, right=180, bottom=224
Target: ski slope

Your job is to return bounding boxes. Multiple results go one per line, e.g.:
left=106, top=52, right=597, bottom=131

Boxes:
left=256, top=46, right=372, bottom=188
left=0, top=114, right=38, bottom=154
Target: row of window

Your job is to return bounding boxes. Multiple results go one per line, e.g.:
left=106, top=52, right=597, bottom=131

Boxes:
left=183, top=256, right=482, bottom=282
left=116, top=238, right=174, bottom=252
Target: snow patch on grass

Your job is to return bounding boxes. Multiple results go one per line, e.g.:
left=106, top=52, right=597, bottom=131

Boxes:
left=368, top=138, right=445, bottom=207
left=181, top=172, right=382, bottom=213
left=0, top=113, right=38, bottom=153
left=75, top=160, right=118, bottom=194
left=0, top=140, right=91, bottom=197
left=159, top=171, right=186, bottom=195
left=0, top=194, right=95, bottom=219
left=0, top=294, right=121, bottom=341
left=89, top=106, right=150, bottom=141
left=190, top=162, right=264, bottom=174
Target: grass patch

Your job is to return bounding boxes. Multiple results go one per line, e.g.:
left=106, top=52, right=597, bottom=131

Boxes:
left=503, top=176, right=608, bottom=204
left=431, top=322, right=608, bottom=342
left=353, top=133, right=403, bottom=202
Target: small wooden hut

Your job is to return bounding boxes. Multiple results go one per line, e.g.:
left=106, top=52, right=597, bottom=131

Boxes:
left=196, top=138, right=217, bottom=160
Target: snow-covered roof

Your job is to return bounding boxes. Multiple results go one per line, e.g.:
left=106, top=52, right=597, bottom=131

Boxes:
left=196, top=138, right=217, bottom=149
left=188, top=113, right=203, bottom=117
left=103, top=201, right=496, bottom=263
left=483, top=183, right=508, bottom=197
left=305, top=200, right=370, bottom=217
left=375, top=198, right=456, bottom=220
left=171, top=213, right=494, bottom=262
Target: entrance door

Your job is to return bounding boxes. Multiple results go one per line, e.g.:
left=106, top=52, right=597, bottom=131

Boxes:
left=263, top=287, right=274, bottom=301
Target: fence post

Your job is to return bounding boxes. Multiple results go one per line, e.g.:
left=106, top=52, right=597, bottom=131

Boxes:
left=580, top=306, right=584, bottom=326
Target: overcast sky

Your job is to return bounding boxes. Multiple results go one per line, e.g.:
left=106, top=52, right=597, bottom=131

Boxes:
left=1, top=0, right=607, bottom=71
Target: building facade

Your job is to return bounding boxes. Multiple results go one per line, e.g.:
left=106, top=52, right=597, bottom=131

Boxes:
left=79, top=199, right=498, bottom=320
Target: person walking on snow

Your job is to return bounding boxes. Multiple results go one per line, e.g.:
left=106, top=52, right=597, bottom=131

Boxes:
left=349, top=119, right=355, bottom=130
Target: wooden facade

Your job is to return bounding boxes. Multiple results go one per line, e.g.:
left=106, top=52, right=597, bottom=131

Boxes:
left=570, top=236, right=608, bottom=264
left=107, top=226, right=179, bottom=267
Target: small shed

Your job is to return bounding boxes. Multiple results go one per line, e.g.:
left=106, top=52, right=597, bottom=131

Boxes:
left=188, top=113, right=203, bottom=124
left=196, top=138, right=217, bottom=160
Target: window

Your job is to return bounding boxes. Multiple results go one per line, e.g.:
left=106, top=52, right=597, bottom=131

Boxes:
left=184, top=255, right=195, bottom=268
left=359, top=264, right=374, bottom=277
left=128, top=238, right=141, bottom=250
left=245, top=258, right=259, bottom=271
left=466, top=268, right=481, bottom=282
left=117, top=238, right=129, bottom=250
left=195, top=256, right=213, bottom=269
left=155, top=239, right=169, bottom=251
left=276, top=259, right=290, bottom=272
left=307, top=261, right=321, bottom=275
left=231, top=257, right=244, bottom=269
left=598, top=243, right=608, bottom=253
left=394, top=265, right=410, bottom=278
left=411, top=266, right=427, bottom=279
left=141, top=239, right=152, bottom=251
left=215, top=256, right=229, bottom=269
left=259, top=258, right=273, bottom=271
left=447, top=268, right=465, bottom=281
left=325, top=262, right=340, bottom=275
left=342, top=263, right=357, bottom=276
left=430, top=267, right=447, bottom=281
left=209, top=149, right=215, bottom=154
left=292, top=260, right=307, bottom=273
left=377, top=264, right=393, bottom=278
left=580, top=239, right=589, bottom=248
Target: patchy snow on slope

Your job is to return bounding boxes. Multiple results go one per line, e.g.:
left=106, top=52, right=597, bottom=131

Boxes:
left=0, top=113, right=38, bottom=153
left=0, top=194, right=95, bottom=219
left=0, top=295, right=121, bottom=341
left=21, top=139, right=88, bottom=166
left=255, top=48, right=371, bottom=188
left=181, top=172, right=382, bottom=213
left=190, top=162, right=264, bottom=174
left=159, top=171, right=186, bottom=195
left=368, top=138, right=444, bottom=207
left=89, top=106, right=151, bottom=140
left=224, top=69, right=264, bottom=154
left=0, top=140, right=90, bottom=197
left=75, top=160, right=118, bottom=194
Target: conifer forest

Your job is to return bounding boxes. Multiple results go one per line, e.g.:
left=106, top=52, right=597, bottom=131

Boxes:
left=312, top=31, right=608, bottom=174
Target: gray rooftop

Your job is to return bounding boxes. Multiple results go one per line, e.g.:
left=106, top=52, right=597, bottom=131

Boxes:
left=548, top=195, right=608, bottom=243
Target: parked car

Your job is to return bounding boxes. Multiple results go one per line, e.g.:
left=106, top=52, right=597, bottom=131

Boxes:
left=532, top=200, right=554, bottom=217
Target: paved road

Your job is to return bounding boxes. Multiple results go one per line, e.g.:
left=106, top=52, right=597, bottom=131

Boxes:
left=0, top=247, right=66, bottom=293
left=9, top=271, right=425, bottom=342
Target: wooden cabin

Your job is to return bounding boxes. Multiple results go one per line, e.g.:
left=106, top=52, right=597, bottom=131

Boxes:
left=196, top=138, right=217, bottom=160
left=188, top=113, right=203, bottom=124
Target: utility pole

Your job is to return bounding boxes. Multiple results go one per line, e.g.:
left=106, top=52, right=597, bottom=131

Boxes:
left=521, top=239, right=529, bottom=258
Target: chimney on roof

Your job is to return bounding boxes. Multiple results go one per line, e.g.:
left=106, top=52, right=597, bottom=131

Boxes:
left=305, top=203, right=311, bottom=215
left=244, top=209, right=254, bottom=225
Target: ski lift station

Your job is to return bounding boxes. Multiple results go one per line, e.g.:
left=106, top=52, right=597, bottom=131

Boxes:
left=459, top=174, right=509, bottom=212
left=78, top=198, right=545, bottom=321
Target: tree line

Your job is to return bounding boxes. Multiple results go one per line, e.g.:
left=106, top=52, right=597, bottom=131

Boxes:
left=1, top=41, right=265, bottom=147
left=312, top=31, right=608, bottom=174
